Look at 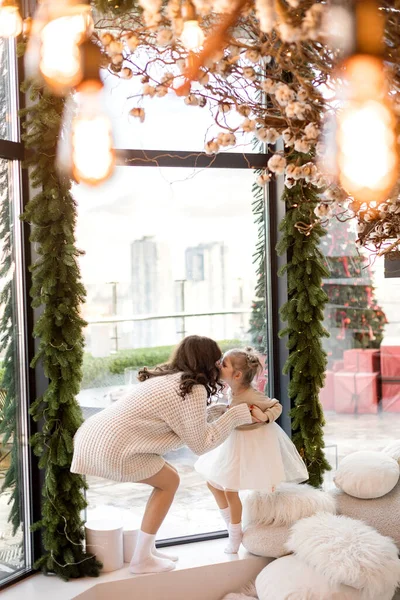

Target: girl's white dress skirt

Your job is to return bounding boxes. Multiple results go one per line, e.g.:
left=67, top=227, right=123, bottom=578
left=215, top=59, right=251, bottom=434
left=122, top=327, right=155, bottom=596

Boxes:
left=194, top=422, right=308, bottom=492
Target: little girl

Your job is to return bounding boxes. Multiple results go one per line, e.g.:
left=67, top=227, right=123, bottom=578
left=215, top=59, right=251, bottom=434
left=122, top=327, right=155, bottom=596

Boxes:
left=194, top=347, right=308, bottom=554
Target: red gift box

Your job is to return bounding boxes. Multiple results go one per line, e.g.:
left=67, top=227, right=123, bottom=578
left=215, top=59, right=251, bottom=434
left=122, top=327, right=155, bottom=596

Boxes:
left=381, top=346, right=400, bottom=378
left=334, top=371, right=378, bottom=414
left=319, top=370, right=335, bottom=411
left=343, top=349, right=380, bottom=373
left=382, top=383, right=400, bottom=412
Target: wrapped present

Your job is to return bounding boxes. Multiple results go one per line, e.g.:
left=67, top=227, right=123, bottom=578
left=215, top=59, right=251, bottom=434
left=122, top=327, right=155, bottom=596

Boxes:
left=332, top=360, right=344, bottom=372
left=382, top=382, right=400, bottom=412
left=256, top=354, right=268, bottom=393
left=380, top=345, right=400, bottom=378
left=334, top=371, right=378, bottom=414
left=343, top=349, right=380, bottom=373
left=319, top=370, right=335, bottom=411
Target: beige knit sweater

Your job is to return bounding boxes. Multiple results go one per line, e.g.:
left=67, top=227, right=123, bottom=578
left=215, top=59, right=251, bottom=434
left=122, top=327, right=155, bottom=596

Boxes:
left=71, top=372, right=252, bottom=482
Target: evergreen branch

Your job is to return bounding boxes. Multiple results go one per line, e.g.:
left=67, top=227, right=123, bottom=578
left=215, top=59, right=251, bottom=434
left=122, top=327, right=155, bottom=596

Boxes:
left=20, top=83, right=101, bottom=579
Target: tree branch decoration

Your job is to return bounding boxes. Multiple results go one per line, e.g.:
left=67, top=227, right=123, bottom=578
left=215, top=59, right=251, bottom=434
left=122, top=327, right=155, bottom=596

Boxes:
left=19, top=81, right=101, bottom=579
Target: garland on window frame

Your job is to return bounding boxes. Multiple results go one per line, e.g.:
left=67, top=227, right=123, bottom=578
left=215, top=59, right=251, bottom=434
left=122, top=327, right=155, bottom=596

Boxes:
left=19, top=79, right=101, bottom=579
left=276, top=167, right=331, bottom=488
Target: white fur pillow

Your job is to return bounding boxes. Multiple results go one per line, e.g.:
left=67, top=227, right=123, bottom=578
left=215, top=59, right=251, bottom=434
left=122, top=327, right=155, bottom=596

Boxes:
left=334, top=451, right=399, bottom=499
left=243, top=483, right=335, bottom=528
left=382, top=441, right=400, bottom=465
left=242, top=524, right=290, bottom=558
left=286, top=513, right=400, bottom=600
left=256, top=555, right=363, bottom=600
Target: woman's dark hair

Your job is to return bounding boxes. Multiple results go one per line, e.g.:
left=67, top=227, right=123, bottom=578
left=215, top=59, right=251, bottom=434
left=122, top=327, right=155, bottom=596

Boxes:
left=138, top=335, right=223, bottom=399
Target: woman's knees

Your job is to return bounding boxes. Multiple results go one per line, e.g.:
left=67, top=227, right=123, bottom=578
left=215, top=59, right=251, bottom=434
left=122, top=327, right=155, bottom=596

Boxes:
left=168, top=468, right=180, bottom=493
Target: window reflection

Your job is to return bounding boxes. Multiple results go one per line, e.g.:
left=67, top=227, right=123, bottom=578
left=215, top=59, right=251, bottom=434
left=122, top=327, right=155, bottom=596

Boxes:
left=0, top=159, right=25, bottom=582
left=320, top=218, right=400, bottom=488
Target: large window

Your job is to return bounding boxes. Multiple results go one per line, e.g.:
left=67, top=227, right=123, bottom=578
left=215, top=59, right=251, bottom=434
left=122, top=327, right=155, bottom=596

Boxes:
left=320, top=218, right=400, bottom=488
left=73, top=164, right=269, bottom=539
left=0, top=37, right=32, bottom=588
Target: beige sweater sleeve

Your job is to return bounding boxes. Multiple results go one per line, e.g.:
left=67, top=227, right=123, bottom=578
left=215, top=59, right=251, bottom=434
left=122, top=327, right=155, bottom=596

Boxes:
left=251, top=399, right=283, bottom=423
left=166, top=386, right=252, bottom=455
left=206, top=404, right=228, bottom=422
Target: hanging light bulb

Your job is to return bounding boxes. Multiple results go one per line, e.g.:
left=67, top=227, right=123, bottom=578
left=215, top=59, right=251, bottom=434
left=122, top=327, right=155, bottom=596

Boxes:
left=180, top=0, right=204, bottom=51
left=71, top=90, right=115, bottom=186
left=336, top=55, right=398, bottom=204
left=333, top=0, right=398, bottom=204
left=63, top=41, right=115, bottom=186
left=25, top=0, right=93, bottom=95
left=0, top=0, right=22, bottom=38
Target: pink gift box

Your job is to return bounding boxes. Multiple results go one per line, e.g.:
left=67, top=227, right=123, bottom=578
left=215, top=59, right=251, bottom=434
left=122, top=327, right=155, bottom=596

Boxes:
left=256, top=354, right=268, bottom=392
left=319, top=370, right=335, bottom=411
left=382, top=382, right=400, bottom=412
left=334, top=371, right=378, bottom=414
left=343, top=349, right=380, bottom=373
left=381, top=346, right=400, bottom=378
left=332, top=360, right=344, bottom=372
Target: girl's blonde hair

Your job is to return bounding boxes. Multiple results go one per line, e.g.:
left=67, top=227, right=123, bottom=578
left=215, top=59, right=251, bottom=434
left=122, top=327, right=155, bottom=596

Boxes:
left=224, top=346, right=263, bottom=386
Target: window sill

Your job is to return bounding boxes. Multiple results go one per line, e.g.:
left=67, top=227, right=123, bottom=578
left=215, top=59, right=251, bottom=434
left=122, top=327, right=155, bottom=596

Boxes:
left=1, top=539, right=270, bottom=600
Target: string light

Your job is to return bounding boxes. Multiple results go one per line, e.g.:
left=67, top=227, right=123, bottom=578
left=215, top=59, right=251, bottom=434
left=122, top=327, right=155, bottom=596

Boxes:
left=0, top=0, right=22, bottom=38
left=333, top=0, right=398, bottom=204
left=180, top=0, right=204, bottom=51
left=58, top=41, right=116, bottom=187
left=25, top=0, right=93, bottom=95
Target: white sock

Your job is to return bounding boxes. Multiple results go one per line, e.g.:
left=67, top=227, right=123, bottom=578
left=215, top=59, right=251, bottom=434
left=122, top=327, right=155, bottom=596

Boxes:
left=152, top=543, right=179, bottom=562
left=219, top=507, right=230, bottom=528
left=129, top=531, right=175, bottom=574
left=224, top=522, right=243, bottom=554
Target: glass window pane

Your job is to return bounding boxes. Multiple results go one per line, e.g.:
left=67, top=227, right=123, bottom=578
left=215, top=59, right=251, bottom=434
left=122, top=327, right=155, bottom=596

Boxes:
left=0, top=159, right=27, bottom=583
left=0, top=39, right=17, bottom=142
left=103, top=70, right=256, bottom=152
left=320, top=218, right=399, bottom=488
left=74, top=166, right=265, bottom=538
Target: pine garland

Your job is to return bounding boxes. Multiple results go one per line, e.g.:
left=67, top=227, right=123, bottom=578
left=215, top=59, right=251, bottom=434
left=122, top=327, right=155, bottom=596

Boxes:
left=0, top=157, right=21, bottom=534
left=249, top=167, right=267, bottom=354
left=20, top=81, right=101, bottom=579
left=277, top=177, right=331, bottom=487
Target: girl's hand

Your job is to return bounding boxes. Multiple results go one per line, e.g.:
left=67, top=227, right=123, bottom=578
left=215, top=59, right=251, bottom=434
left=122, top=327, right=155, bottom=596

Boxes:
left=250, top=405, right=264, bottom=423
left=250, top=405, right=269, bottom=423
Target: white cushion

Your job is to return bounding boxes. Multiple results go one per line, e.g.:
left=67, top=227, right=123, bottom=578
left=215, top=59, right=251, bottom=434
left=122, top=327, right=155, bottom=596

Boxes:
left=331, top=481, right=400, bottom=549
left=242, top=524, right=290, bottom=558
left=243, top=483, right=335, bottom=528
left=221, top=581, right=258, bottom=600
left=334, top=451, right=399, bottom=499
left=382, top=441, right=400, bottom=465
left=256, top=555, right=362, bottom=600
left=286, top=513, right=400, bottom=600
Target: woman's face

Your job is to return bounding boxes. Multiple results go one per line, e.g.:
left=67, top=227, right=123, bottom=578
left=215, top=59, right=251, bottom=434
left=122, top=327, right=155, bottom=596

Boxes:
left=218, top=356, right=236, bottom=386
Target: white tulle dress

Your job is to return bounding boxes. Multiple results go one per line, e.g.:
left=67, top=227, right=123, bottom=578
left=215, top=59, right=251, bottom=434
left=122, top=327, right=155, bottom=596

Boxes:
left=194, top=390, right=308, bottom=493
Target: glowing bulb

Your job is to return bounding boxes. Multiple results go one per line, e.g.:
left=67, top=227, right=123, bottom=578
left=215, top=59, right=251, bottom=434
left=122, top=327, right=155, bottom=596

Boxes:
left=181, top=20, right=204, bottom=51
left=71, top=88, right=115, bottom=186
left=336, top=55, right=398, bottom=204
left=25, top=1, right=93, bottom=94
left=0, top=3, right=22, bottom=38
left=40, top=17, right=83, bottom=90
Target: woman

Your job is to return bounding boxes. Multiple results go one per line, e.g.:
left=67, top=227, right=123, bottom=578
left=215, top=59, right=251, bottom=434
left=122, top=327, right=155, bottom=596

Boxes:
left=71, top=335, right=254, bottom=574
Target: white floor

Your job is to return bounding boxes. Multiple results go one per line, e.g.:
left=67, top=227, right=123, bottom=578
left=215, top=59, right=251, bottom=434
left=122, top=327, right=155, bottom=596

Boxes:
left=1, top=539, right=269, bottom=600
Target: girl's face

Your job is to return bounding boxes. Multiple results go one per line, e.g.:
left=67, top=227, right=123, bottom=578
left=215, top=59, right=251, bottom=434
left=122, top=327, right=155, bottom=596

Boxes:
left=218, top=356, right=240, bottom=386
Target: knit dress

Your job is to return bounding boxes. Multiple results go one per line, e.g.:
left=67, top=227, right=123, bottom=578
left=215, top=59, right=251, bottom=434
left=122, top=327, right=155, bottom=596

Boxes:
left=70, top=372, right=252, bottom=482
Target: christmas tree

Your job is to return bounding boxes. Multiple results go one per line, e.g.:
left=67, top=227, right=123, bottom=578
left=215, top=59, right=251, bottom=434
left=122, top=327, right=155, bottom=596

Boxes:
left=320, top=220, right=387, bottom=365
